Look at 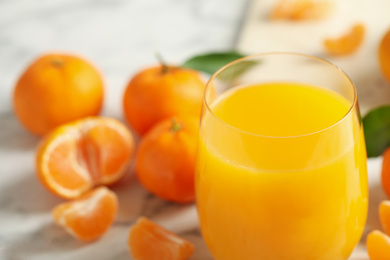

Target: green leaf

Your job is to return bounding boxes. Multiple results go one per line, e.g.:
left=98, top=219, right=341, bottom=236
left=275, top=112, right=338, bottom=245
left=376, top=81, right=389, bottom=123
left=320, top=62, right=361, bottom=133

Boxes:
left=363, top=106, right=390, bottom=157
left=182, top=51, right=247, bottom=75
left=217, top=60, right=258, bottom=81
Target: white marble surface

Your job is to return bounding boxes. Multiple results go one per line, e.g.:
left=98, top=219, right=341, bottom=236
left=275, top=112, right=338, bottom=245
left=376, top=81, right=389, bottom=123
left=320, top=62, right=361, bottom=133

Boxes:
left=0, top=0, right=246, bottom=259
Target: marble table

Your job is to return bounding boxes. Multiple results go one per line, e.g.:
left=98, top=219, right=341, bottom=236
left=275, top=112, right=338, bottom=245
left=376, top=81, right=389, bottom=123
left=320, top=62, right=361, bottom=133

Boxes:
left=1, top=0, right=389, bottom=259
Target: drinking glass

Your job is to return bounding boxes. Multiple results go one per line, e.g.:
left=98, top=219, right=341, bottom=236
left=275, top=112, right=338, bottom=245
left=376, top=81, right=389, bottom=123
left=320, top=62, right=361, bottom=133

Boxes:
left=195, top=53, right=368, bottom=260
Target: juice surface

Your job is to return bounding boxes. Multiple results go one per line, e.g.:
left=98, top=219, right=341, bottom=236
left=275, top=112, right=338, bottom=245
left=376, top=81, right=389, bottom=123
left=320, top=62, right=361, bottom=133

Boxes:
left=196, top=83, right=368, bottom=260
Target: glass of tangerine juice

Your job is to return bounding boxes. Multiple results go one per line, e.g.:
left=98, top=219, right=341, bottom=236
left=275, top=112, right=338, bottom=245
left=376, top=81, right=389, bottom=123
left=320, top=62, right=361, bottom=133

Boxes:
left=195, top=53, right=368, bottom=260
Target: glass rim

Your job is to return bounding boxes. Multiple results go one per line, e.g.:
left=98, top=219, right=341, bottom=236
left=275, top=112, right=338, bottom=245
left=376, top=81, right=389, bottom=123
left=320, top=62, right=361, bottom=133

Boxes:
left=203, top=52, right=358, bottom=139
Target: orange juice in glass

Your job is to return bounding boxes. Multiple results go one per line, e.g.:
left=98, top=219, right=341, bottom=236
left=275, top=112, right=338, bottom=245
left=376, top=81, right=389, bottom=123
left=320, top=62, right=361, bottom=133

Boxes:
left=196, top=53, right=368, bottom=260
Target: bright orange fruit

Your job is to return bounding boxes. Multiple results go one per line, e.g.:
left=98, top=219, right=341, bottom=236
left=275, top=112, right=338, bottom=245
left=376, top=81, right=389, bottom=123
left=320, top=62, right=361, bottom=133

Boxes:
left=123, top=65, right=205, bottom=136
left=270, top=0, right=335, bottom=21
left=135, top=117, right=198, bottom=203
left=36, top=117, right=134, bottom=199
left=52, top=186, right=118, bottom=241
left=324, top=23, right=365, bottom=56
left=379, top=27, right=390, bottom=83
left=13, top=53, right=104, bottom=136
left=366, top=230, right=390, bottom=260
left=381, top=148, right=390, bottom=198
left=128, top=217, right=194, bottom=260
left=380, top=201, right=390, bottom=235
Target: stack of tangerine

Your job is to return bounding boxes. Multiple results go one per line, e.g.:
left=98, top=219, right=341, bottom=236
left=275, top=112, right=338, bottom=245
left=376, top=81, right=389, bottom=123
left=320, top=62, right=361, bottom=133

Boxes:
left=13, top=53, right=205, bottom=259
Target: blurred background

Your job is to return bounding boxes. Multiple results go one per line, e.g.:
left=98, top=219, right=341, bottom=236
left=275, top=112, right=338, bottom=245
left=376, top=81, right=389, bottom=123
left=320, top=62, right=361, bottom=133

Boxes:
left=0, top=0, right=246, bottom=115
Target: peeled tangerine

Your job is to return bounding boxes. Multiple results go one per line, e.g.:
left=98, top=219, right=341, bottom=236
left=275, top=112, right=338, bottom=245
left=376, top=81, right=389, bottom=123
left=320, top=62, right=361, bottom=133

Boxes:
left=128, top=217, right=194, bottom=260
left=36, top=117, right=134, bottom=199
left=367, top=230, right=390, bottom=260
left=324, top=23, right=365, bottom=56
left=270, top=0, right=335, bottom=21
left=52, top=187, right=118, bottom=241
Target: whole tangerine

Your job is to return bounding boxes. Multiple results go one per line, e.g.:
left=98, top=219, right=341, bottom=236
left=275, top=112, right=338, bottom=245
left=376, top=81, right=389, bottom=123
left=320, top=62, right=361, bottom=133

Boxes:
left=382, top=147, right=390, bottom=198
left=135, top=117, right=198, bottom=203
left=123, top=64, right=205, bottom=136
left=13, top=53, right=104, bottom=136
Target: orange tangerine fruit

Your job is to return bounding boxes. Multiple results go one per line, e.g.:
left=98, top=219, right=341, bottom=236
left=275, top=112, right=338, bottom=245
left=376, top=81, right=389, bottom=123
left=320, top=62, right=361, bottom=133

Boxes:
left=380, top=201, right=390, bottom=235
left=381, top=148, right=390, bottom=198
left=13, top=53, right=104, bottom=136
left=128, top=217, right=194, bottom=260
left=366, top=230, right=390, bottom=260
left=270, top=0, right=335, bottom=21
left=52, top=186, right=118, bottom=241
left=379, top=27, right=390, bottom=83
left=324, top=23, right=365, bottom=56
left=36, top=117, right=134, bottom=199
left=135, top=117, right=198, bottom=203
left=123, top=65, right=205, bottom=136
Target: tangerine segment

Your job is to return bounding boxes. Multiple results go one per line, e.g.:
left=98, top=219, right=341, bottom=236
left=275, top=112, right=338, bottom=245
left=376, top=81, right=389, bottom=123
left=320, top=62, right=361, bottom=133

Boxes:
left=36, top=117, right=134, bottom=199
left=324, top=23, right=365, bottom=56
left=36, top=124, right=93, bottom=199
left=79, top=118, right=134, bottom=185
left=52, top=186, right=118, bottom=241
left=380, top=201, right=390, bottom=235
left=270, top=0, right=335, bottom=21
left=366, top=230, right=390, bottom=260
left=128, top=217, right=194, bottom=260
left=379, top=27, right=390, bottom=83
